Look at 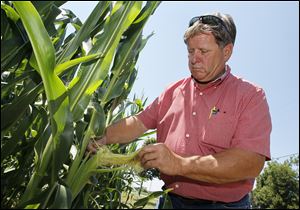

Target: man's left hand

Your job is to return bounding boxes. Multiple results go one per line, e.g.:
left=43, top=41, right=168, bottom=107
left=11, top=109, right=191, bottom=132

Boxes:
left=138, top=143, right=183, bottom=176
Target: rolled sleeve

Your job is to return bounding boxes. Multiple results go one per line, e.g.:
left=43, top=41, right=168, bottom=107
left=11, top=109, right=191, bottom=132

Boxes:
left=136, top=97, right=159, bottom=130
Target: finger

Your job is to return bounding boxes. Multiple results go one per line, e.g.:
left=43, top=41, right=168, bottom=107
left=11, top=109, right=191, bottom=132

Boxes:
left=90, top=139, right=101, bottom=148
left=138, top=144, right=157, bottom=158
left=86, top=143, right=97, bottom=154
left=143, top=159, right=159, bottom=170
left=95, top=136, right=107, bottom=145
left=87, top=141, right=99, bottom=154
left=140, top=152, right=157, bottom=165
left=85, top=147, right=93, bottom=157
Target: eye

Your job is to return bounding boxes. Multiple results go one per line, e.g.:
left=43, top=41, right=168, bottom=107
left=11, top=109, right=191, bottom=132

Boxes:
left=201, top=49, right=209, bottom=54
left=188, top=49, right=194, bottom=54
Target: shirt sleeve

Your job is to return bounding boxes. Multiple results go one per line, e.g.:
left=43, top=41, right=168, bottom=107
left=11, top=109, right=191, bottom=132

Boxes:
left=232, top=87, right=272, bottom=160
left=136, top=97, right=159, bottom=130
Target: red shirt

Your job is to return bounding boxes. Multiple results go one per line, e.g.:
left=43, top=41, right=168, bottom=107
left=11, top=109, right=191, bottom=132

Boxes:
left=136, top=66, right=272, bottom=202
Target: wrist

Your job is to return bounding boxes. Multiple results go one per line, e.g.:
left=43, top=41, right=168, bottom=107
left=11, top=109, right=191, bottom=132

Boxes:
left=97, top=136, right=107, bottom=145
left=95, top=134, right=107, bottom=146
left=174, top=155, right=188, bottom=176
left=177, top=156, right=195, bottom=177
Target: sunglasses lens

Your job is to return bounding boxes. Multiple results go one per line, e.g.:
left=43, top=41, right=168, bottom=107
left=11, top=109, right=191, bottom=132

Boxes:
left=189, top=16, right=222, bottom=27
left=189, top=17, right=199, bottom=27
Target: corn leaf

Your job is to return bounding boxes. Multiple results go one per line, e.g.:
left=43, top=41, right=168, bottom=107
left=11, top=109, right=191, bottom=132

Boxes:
left=13, top=1, right=73, bottom=204
left=57, top=1, right=111, bottom=64
left=67, top=145, right=142, bottom=200
left=69, top=1, right=142, bottom=121
left=1, top=3, right=20, bottom=22
left=101, top=1, right=160, bottom=106
left=1, top=84, right=42, bottom=132
left=133, top=188, right=173, bottom=209
left=50, top=184, right=72, bottom=209
left=2, top=1, right=161, bottom=208
left=54, top=53, right=103, bottom=75
left=66, top=102, right=106, bottom=187
left=1, top=106, right=39, bottom=161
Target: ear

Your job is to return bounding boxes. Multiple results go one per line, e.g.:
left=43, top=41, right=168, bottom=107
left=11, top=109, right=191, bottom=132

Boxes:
left=223, top=43, right=233, bottom=62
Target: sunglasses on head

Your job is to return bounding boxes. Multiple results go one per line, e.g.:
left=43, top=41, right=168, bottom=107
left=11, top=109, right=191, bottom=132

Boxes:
left=189, top=15, right=231, bottom=39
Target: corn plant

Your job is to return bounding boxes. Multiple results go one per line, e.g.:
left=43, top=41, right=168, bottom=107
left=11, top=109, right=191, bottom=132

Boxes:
left=1, top=1, right=164, bottom=208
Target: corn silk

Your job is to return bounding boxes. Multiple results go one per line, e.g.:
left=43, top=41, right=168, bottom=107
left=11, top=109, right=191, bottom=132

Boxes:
left=94, top=145, right=143, bottom=173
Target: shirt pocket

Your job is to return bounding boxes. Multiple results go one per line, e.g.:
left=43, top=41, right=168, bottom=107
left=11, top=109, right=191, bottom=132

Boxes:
left=201, top=115, right=236, bottom=149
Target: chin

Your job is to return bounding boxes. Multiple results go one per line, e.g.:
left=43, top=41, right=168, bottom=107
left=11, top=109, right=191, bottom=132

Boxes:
left=192, top=73, right=206, bottom=81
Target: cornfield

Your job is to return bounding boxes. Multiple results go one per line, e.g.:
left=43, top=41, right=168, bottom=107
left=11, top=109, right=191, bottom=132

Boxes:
left=1, top=1, right=172, bottom=208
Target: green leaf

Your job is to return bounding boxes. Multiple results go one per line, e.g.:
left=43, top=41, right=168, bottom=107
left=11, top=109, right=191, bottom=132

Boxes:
left=161, top=192, right=174, bottom=209
left=88, top=102, right=106, bottom=137
left=1, top=105, right=39, bottom=161
left=69, top=2, right=142, bottom=120
left=66, top=102, right=106, bottom=193
left=57, top=1, right=111, bottom=64
left=1, top=84, right=42, bottom=132
left=2, top=1, right=161, bottom=209
left=50, top=184, right=72, bottom=209
left=54, top=53, right=103, bottom=75
left=13, top=2, right=70, bottom=129
left=1, top=3, right=20, bottom=22
left=133, top=191, right=166, bottom=208
left=133, top=187, right=172, bottom=209
left=13, top=2, right=74, bottom=204
left=1, top=13, right=31, bottom=71
left=100, top=2, right=158, bottom=105
left=24, top=203, right=40, bottom=209
left=13, top=2, right=55, bottom=77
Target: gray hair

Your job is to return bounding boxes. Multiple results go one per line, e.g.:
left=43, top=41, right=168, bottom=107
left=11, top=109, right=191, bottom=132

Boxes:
left=184, top=12, right=236, bottom=48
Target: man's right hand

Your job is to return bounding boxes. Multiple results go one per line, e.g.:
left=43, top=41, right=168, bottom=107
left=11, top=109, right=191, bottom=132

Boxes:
left=85, top=116, right=148, bottom=155
left=86, top=136, right=107, bottom=154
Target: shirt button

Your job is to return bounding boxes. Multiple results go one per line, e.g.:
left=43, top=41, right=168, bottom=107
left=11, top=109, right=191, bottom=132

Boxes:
left=175, top=184, right=179, bottom=188
left=199, top=92, right=203, bottom=96
left=192, top=112, right=196, bottom=116
left=185, top=133, right=190, bottom=138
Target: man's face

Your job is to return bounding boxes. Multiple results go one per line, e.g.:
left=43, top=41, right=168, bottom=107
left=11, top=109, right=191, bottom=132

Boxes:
left=187, top=32, right=230, bottom=82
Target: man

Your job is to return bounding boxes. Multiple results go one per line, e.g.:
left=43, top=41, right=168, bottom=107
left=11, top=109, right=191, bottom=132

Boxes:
left=87, top=12, right=272, bottom=209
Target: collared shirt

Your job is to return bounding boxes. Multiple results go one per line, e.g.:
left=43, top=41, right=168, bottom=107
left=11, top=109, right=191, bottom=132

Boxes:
left=136, top=65, right=272, bottom=202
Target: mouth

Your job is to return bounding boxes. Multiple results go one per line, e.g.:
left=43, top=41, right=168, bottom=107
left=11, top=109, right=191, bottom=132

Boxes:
left=190, top=63, right=204, bottom=70
left=191, top=64, right=202, bottom=68
left=192, top=67, right=205, bottom=73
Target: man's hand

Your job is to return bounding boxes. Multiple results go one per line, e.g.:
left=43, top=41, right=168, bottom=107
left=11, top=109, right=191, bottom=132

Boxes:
left=86, top=136, right=107, bottom=154
left=138, top=143, right=183, bottom=176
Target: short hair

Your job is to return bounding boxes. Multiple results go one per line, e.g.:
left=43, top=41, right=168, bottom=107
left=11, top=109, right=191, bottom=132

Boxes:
left=184, top=12, right=236, bottom=48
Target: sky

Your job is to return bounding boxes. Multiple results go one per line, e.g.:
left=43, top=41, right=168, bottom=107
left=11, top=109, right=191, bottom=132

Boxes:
left=62, top=1, right=299, bottom=191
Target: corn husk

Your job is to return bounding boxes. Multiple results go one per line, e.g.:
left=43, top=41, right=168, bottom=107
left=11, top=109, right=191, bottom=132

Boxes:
left=68, top=145, right=143, bottom=199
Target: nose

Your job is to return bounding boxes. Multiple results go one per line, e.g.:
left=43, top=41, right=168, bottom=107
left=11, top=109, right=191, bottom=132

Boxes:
left=189, top=51, right=202, bottom=64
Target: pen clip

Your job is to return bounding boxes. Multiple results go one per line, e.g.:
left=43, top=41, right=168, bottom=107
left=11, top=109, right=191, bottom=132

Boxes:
left=209, top=106, right=219, bottom=119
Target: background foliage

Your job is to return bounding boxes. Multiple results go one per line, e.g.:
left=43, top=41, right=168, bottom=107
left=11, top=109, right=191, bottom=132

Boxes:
left=251, top=155, right=299, bottom=209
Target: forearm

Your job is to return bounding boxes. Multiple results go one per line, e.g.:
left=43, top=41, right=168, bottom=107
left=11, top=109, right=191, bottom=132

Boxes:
left=178, top=148, right=265, bottom=184
left=105, top=116, right=148, bottom=144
